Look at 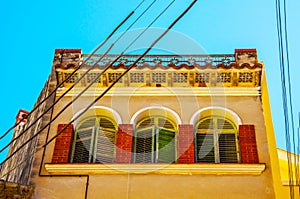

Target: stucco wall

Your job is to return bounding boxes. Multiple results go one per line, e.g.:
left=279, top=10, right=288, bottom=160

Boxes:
left=0, top=77, right=56, bottom=185
left=28, top=92, right=276, bottom=198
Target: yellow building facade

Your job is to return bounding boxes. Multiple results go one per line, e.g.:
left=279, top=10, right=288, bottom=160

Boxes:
left=0, top=48, right=299, bottom=198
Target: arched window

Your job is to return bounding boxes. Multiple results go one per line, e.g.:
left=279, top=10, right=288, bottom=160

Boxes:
left=71, top=116, right=117, bottom=163
left=133, top=116, right=176, bottom=163
left=195, top=116, right=239, bottom=163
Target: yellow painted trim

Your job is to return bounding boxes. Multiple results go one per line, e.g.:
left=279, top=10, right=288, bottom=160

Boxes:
left=277, top=148, right=300, bottom=186
left=56, top=87, right=261, bottom=97
left=282, top=181, right=300, bottom=186
left=261, top=68, right=293, bottom=198
left=45, top=163, right=265, bottom=175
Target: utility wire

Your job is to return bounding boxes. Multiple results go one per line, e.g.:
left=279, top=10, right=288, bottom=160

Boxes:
left=0, top=0, right=180, bottom=166
left=282, top=0, right=299, bottom=189
left=114, top=0, right=158, bottom=44
left=0, top=0, right=146, bottom=141
left=281, top=0, right=297, bottom=193
left=0, top=45, right=111, bottom=154
left=0, top=0, right=197, bottom=178
left=277, top=0, right=294, bottom=193
left=0, top=0, right=157, bottom=153
left=275, top=0, right=295, bottom=197
left=122, top=0, right=175, bottom=53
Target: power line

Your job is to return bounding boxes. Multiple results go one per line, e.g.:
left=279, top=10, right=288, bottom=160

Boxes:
left=275, top=0, right=296, bottom=197
left=0, top=0, right=179, bottom=166
left=114, top=0, right=158, bottom=45
left=0, top=0, right=174, bottom=163
left=0, top=0, right=147, bottom=142
left=0, top=0, right=158, bottom=153
left=282, top=0, right=299, bottom=189
left=0, top=0, right=198, bottom=178
left=0, top=44, right=111, bottom=154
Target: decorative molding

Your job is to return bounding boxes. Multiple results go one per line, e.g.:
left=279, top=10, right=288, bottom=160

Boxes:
left=53, top=52, right=263, bottom=70
left=55, top=49, right=82, bottom=54
left=55, top=62, right=263, bottom=70
left=56, top=87, right=261, bottom=97
left=282, top=181, right=299, bottom=186
left=71, top=106, right=122, bottom=128
left=45, top=163, right=266, bottom=175
left=190, top=106, right=243, bottom=125
left=81, top=54, right=237, bottom=69
left=130, top=105, right=182, bottom=125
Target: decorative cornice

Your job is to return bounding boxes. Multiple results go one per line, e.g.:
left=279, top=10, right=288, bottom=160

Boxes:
left=56, top=87, right=261, bottom=97
left=45, top=163, right=266, bottom=175
left=55, top=62, right=263, bottom=70
left=55, top=49, right=82, bottom=54
left=235, top=49, right=257, bottom=53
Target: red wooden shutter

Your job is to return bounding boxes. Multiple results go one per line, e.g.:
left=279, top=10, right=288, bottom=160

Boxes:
left=52, top=124, right=74, bottom=163
left=239, top=125, right=259, bottom=163
left=115, top=124, right=133, bottom=163
left=178, top=124, right=195, bottom=163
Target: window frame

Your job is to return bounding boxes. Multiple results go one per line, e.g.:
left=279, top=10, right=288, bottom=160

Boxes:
left=195, top=116, right=240, bottom=163
left=133, top=116, right=177, bottom=163
left=71, top=116, right=118, bottom=163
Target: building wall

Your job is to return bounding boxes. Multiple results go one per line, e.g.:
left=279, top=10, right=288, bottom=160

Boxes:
left=261, top=71, right=300, bottom=199
left=0, top=75, right=56, bottom=185
left=3, top=49, right=295, bottom=198
left=29, top=91, right=276, bottom=198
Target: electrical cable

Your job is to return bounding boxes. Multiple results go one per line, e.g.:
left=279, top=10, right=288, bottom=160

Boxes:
left=0, top=0, right=179, bottom=166
left=275, top=0, right=295, bottom=197
left=37, top=3, right=174, bottom=198
left=0, top=0, right=157, bottom=153
left=278, top=1, right=294, bottom=196
left=0, top=0, right=146, bottom=141
left=281, top=0, right=297, bottom=194
left=0, top=0, right=197, bottom=178
left=4, top=77, right=51, bottom=182
left=283, top=0, right=299, bottom=189
left=114, top=0, right=158, bottom=45
left=1, top=0, right=175, bottom=164
left=0, top=44, right=113, bottom=154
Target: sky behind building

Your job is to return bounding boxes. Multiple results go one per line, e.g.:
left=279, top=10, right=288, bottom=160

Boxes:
left=0, top=0, right=299, bottom=162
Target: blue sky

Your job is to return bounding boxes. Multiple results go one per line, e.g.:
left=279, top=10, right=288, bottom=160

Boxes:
left=0, top=0, right=299, bottom=162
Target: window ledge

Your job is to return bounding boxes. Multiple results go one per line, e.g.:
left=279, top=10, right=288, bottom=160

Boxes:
left=45, top=163, right=266, bottom=175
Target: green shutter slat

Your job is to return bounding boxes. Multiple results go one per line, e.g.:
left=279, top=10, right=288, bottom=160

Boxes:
left=138, top=118, right=153, bottom=128
left=99, top=118, right=116, bottom=130
left=198, top=118, right=213, bottom=130
left=196, top=116, right=238, bottom=163
left=158, top=118, right=174, bottom=129
left=79, top=118, right=97, bottom=130
left=73, top=117, right=117, bottom=163
left=73, top=128, right=93, bottom=163
left=196, top=134, right=215, bottom=163
left=219, top=134, right=238, bottom=163
left=158, top=129, right=175, bottom=163
left=135, top=116, right=176, bottom=163
left=135, top=129, right=153, bottom=163
left=217, top=118, right=235, bottom=130
left=95, top=129, right=116, bottom=163
left=73, top=141, right=90, bottom=163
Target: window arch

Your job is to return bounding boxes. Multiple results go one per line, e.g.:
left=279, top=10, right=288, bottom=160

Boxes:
left=133, top=116, right=176, bottom=163
left=195, top=116, right=239, bottom=163
left=71, top=116, right=118, bottom=163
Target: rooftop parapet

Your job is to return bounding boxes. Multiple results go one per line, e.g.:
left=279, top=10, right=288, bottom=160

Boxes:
left=53, top=49, right=262, bottom=89
left=53, top=48, right=261, bottom=70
